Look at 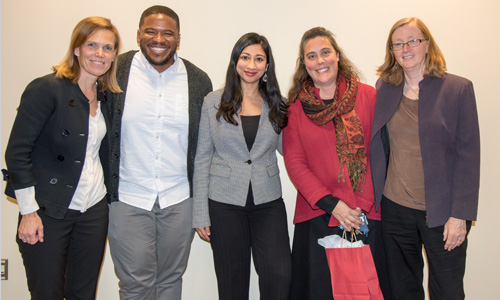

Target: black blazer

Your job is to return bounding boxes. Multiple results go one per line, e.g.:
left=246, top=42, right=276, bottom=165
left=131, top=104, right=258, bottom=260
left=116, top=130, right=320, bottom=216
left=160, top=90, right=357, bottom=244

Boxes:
left=4, top=73, right=111, bottom=219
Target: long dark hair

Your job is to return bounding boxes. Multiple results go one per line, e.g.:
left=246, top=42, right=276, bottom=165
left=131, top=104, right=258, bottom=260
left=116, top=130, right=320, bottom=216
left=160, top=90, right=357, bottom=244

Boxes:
left=217, top=32, right=287, bottom=133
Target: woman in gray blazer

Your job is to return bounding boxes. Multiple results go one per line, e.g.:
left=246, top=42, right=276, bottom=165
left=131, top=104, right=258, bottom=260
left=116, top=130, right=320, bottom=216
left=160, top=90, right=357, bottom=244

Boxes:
left=193, top=33, right=291, bottom=300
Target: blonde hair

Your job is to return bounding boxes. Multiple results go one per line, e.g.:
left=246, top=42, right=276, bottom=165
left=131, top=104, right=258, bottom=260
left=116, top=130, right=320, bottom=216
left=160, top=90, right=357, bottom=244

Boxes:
left=376, top=17, right=447, bottom=86
left=52, top=16, right=122, bottom=93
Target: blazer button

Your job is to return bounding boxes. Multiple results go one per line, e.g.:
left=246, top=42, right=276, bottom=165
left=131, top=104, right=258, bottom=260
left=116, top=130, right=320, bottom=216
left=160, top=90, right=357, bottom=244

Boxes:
left=57, top=155, right=65, bottom=161
left=245, top=160, right=252, bottom=164
left=69, top=99, right=75, bottom=106
left=49, top=178, right=58, bottom=184
left=62, top=129, right=70, bottom=136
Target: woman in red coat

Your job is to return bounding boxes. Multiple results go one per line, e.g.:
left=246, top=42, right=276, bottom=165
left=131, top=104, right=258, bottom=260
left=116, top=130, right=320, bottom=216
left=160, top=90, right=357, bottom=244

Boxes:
left=283, top=27, right=389, bottom=299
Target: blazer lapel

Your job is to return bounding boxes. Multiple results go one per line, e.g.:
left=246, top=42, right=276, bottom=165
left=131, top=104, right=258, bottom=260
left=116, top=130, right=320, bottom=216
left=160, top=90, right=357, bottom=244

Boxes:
left=372, top=82, right=404, bottom=137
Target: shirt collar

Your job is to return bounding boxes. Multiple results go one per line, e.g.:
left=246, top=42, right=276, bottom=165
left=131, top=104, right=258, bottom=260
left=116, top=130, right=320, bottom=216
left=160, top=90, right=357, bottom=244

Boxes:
left=137, top=51, right=180, bottom=74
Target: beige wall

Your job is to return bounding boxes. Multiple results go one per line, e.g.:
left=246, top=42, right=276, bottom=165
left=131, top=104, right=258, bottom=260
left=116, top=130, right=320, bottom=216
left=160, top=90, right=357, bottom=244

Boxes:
left=2, top=0, right=499, bottom=299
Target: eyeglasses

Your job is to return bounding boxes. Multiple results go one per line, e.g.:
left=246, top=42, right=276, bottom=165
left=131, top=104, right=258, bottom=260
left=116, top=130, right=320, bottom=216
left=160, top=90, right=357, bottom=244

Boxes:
left=391, top=38, right=428, bottom=51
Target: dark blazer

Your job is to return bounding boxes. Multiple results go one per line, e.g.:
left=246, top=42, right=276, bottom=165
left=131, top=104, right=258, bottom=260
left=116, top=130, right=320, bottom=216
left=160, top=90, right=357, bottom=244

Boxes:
left=370, top=73, right=480, bottom=227
left=107, top=50, right=213, bottom=202
left=192, top=89, right=282, bottom=228
left=4, top=73, right=111, bottom=219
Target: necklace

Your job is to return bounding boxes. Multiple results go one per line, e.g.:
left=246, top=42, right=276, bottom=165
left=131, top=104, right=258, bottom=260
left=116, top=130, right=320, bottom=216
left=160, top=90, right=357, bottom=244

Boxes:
left=88, top=82, right=98, bottom=104
left=405, top=79, right=420, bottom=100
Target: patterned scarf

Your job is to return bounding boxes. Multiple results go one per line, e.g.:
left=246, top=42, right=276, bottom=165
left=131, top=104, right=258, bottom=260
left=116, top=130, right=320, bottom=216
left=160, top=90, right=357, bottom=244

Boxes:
left=299, top=75, right=367, bottom=193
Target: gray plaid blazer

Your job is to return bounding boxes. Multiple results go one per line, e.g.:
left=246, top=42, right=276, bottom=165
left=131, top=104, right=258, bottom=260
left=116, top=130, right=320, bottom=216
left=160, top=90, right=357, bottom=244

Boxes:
left=192, top=89, right=282, bottom=228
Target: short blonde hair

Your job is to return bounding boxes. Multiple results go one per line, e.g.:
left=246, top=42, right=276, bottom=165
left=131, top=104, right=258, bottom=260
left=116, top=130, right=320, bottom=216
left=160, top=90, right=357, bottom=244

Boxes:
left=377, top=17, right=447, bottom=86
left=52, top=16, right=122, bottom=93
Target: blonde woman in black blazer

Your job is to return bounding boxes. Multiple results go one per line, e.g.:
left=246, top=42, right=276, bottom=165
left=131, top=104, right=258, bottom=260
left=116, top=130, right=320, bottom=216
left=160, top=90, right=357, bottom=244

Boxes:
left=193, top=33, right=291, bottom=300
left=4, top=17, right=121, bottom=300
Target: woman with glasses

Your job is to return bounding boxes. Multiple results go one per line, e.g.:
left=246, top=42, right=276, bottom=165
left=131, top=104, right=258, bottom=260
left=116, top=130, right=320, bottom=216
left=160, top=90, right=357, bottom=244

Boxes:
left=371, top=17, right=480, bottom=299
left=282, top=27, right=390, bottom=299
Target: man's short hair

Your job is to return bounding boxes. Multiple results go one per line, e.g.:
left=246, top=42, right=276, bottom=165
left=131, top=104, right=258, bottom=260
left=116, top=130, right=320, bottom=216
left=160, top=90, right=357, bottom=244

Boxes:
left=139, top=5, right=180, bottom=32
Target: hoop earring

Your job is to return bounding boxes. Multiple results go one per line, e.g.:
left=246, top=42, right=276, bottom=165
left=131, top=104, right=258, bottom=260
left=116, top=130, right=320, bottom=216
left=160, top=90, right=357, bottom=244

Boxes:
left=262, top=72, right=268, bottom=83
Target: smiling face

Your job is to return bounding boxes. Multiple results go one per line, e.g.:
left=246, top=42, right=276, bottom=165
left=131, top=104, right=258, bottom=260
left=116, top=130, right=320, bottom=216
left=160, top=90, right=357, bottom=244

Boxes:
left=74, top=29, right=117, bottom=82
left=137, top=13, right=180, bottom=73
left=303, top=36, right=339, bottom=90
left=236, top=44, right=267, bottom=86
left=391, top=23, right=428, bottom=76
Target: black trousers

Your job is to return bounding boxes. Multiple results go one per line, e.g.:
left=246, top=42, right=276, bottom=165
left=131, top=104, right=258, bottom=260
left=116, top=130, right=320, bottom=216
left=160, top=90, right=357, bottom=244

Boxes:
left=17, top=198, right=108, bottom=300
left=209, top=197, right=292, bottom=300
left=290, top=213, right=390, bottom=300
left=382, top=196, right=471, bottom=300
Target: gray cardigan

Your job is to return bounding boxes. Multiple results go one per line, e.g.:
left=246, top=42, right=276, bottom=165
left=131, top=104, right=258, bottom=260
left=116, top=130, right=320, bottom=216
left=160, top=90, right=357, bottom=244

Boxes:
left=192, top=89, right=282, bottom=228
left=370, top=73, right=480, bottom=227
left=107, top=50, right=212, bottom=202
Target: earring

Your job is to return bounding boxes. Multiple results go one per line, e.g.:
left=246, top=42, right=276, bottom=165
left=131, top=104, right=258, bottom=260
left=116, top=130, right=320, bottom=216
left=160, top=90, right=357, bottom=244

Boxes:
left=262, top=72, right=268, bottom=83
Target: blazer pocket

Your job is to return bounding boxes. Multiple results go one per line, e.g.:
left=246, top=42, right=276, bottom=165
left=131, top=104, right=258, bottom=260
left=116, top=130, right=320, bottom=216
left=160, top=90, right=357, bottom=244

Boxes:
left=209, top=164, right=231, bottom=178
left=266, top=163, right=279, bottom=177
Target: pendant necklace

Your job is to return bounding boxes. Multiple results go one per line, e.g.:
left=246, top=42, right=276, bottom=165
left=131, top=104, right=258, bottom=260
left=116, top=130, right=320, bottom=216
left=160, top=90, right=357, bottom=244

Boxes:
left=88, top=82, right=97, bottom=104
left=405, top=79, right=419, bottom=100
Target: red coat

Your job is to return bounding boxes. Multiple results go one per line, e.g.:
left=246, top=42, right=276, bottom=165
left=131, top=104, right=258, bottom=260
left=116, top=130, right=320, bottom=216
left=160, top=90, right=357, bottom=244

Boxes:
left=283, top=82, right=380, bottom=226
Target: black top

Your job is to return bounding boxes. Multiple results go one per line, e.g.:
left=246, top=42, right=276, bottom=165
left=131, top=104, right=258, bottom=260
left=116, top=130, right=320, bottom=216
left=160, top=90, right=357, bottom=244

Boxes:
left=241, top=115, right=260, bottom=151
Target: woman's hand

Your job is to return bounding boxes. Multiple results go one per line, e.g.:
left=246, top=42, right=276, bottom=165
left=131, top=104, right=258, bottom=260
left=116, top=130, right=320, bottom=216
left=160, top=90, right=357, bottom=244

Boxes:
left=443, top=217, right=467, bottom=251
left=18, top=211, right=44, bottom=245
left=195, top=227, right=211, bottom=242
left=331, top=200, right=364, bottom=232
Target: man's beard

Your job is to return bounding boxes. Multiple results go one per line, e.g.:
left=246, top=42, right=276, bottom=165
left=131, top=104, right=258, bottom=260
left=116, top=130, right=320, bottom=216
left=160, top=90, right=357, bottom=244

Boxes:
left=140, top=42, right=177, bottom=67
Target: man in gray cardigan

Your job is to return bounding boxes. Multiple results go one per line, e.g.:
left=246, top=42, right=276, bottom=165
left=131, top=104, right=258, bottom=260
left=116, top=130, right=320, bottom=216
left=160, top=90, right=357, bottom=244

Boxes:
left=106, top=5, right=212, bottom=300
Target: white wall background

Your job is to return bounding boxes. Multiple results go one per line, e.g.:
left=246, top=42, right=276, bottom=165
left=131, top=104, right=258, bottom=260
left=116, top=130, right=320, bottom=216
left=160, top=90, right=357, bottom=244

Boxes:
left=1, top=0, right=499, bottom=299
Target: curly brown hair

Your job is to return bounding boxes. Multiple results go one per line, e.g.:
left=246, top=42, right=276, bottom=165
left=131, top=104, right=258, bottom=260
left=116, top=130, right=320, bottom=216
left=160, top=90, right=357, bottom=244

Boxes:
left=287, top=27, right=360, bottom=104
